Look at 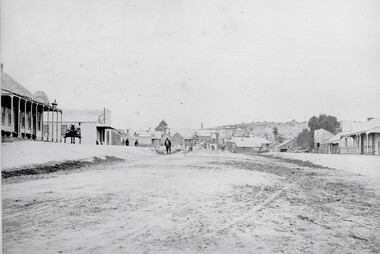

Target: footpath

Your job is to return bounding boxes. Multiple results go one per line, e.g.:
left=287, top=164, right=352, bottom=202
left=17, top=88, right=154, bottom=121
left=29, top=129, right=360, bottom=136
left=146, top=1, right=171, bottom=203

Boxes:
left=1, top=141, right=156, bottom=178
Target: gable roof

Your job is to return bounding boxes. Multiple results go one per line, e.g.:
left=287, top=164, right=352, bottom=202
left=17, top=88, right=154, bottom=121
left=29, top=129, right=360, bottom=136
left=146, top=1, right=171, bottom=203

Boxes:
left=1, top=72, right=34, bottom=98
left=148, top=130, right=162, bottom=139
left=135, top=131, right=153, bottom=138
left=171, top=128, right=195, bottom=139
left=274, top=139, right=297, bottom=148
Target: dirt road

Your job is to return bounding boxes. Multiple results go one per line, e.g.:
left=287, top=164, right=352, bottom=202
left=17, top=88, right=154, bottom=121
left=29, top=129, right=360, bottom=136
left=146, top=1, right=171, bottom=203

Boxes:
left=2, top=150, right=380, bottom=253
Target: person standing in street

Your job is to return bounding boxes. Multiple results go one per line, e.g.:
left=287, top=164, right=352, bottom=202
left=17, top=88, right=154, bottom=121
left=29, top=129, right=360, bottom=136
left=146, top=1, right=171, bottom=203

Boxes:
left=126, top=138, right=129, bottom=146
left=164, top=137, right=172, bottom=154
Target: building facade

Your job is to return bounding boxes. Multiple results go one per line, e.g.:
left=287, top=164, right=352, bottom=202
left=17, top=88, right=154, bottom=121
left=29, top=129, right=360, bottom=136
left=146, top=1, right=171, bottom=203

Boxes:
left=232, top=136, right=270, bottom=154
left=60, top=108, right=120, bottom=145
left=314, top=129, right=335, bottom=154
left=1, top=65, right=62, bottom=142
left=329, top=118, right=380, bottom=155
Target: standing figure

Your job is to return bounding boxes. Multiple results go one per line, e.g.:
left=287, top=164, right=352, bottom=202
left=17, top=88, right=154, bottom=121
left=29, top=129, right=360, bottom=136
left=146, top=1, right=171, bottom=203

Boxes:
left=126, top=138, right=129, bottom=146
left=164, top=137, right=172, bottom=154
left=135, top=140, right=139, bottom=147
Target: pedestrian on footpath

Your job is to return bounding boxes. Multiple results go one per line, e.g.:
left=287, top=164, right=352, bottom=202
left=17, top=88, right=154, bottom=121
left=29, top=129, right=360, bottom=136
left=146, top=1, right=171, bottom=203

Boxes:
left=164, top=137, right=172, bottom=154
left=126, top=138, right=129, bottom=146
left=135, top=140, right=139, bottom=147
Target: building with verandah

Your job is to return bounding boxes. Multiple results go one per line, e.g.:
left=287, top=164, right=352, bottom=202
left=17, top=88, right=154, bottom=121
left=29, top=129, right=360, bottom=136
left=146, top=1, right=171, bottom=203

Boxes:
left=1, top=64, right=62, bottom=142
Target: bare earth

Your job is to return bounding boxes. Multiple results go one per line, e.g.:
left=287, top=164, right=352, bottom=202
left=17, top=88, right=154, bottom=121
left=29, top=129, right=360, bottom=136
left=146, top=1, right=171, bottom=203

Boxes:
left=2, top=148, right=380, bottom=254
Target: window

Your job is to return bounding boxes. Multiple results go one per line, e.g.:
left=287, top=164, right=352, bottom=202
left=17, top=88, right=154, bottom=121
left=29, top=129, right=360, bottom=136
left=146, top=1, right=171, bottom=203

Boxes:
left=1, top=106, right=5, bottom=125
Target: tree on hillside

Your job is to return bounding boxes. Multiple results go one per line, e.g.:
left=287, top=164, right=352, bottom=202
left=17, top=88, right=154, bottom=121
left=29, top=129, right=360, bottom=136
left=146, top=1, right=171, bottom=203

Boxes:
left=155, top=120, right=168, bottom=134
left=296, top=129, right=313, bottom=150
left=273, top=127, right=278, bottom=137
left=272, top=126, right=285, bottom=143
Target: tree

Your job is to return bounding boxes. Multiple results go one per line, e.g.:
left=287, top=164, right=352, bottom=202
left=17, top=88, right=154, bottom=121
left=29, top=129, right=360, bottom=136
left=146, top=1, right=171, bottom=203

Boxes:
left=305, top=114, right=339, bottom=150
left=155, top=120, right=168, bottom=134
left=308, top=114, right=339, bottom=135
left=273, top=127, right=278, bottom=137
left=296, top=129, right=313, bottom=150
left=272, top=126, right=284, bottom=142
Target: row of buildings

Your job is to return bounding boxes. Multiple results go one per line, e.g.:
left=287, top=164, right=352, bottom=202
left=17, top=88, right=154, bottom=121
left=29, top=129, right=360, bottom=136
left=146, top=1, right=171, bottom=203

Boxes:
left=0, top=66, right=297, bottom=151
left=0, top=66, right=220, bottom=147
left=3, top=65, right=378, bottom=155
left=268, top=118, right=380, bottom=156
left=1, top=65, right=123, bottom=145
left=314, top=118, right=380, bottom=155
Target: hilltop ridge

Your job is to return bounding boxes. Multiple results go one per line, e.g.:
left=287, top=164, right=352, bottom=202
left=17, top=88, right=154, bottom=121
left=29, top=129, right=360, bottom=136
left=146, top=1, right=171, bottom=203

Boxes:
left=215, top=120, right=308, bottom=140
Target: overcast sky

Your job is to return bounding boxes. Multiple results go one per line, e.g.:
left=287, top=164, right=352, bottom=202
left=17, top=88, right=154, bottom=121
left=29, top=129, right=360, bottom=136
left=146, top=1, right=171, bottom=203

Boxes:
left=2, top=0, right=380, bottom=129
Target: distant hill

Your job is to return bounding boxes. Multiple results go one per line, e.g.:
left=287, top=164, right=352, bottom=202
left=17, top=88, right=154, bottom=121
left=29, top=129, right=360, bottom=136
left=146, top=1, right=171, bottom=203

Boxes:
left=216, top=120, right=308, bottom=140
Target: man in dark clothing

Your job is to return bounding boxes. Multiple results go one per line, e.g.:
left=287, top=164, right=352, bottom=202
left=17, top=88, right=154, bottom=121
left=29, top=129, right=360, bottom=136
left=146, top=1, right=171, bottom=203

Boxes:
left=126, top=138, right=129, bottom=146
left=164, top=137, right=172, bottom=154
left=135, top=140, right=139, bottom=147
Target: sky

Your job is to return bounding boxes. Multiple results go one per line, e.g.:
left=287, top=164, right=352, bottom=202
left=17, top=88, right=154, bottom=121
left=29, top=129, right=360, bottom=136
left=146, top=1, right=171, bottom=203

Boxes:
left=1, top=0, right=380, bottom=129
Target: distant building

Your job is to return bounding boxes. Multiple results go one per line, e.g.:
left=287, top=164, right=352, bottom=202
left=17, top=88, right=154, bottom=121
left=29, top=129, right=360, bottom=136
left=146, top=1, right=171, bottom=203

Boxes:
left=234, top=128, right=247, bottom=137
left=171, top=129, right=195, bottom=147
left=314, top=129, right=335, bottom=154
left=60, top=108, right=121, bottom=145
left=217, top=127, right=235, bottom=144
left=272, top=139, right=299, bottom=152
left=124, top=134, right=137, bottom=146
left=148, top=130, right=162, bottom=147
left=327, top=134, right=341, bottom=154
left=195, top=129, right=213, bottom=143
left=1, top=64, right=62, bottom=142
left=135, top=131, right=153, bottom=146
left=232, top=136, right=270, bottom=154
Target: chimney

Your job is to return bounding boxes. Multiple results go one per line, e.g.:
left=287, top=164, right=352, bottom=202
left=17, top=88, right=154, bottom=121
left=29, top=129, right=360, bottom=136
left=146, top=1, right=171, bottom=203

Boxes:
left=1, top=63, right=3, bottom=73
left=201, top=123, right=203, bottom=130
left=367, top=117, right=374, bottom=122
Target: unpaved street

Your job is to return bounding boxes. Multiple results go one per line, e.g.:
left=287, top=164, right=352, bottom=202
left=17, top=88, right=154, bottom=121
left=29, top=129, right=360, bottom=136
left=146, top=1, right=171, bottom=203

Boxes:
left=2, top=150, right=380, bottom=253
